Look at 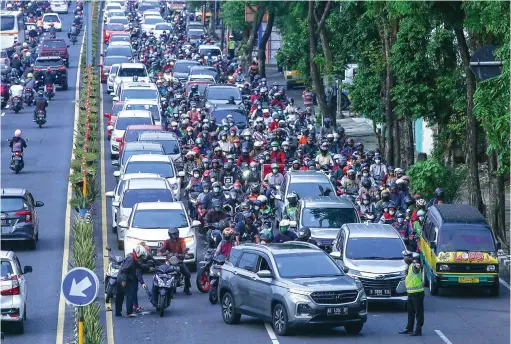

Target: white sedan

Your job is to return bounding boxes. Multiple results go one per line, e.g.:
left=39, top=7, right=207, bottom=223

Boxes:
left=43, top=13, right=62, bottom=31
left=153, top=22, right=173, bottom=37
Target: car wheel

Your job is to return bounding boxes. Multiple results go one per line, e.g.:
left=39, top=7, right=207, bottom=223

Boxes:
left=62, top=82, right=68, bottom=91
left=112, top=225, right=117, bottom=233
left=24, top=303, right=27, bottom=320
left=429, top=275, right=439, bottom=296
left=35, top=231, right=39, bottom=241
left=490, top=283, right=500, bottom=297
left=272, top=303, right=290, bottom=336
left=13, top=319, right=24, bottom=334
left=344, top=321, right=364, bottom=334
left=221, top=292, right=240, bottom=324
left=422, top=265, right=429, bottom=287
left=28, top=239, right=36, bottom=250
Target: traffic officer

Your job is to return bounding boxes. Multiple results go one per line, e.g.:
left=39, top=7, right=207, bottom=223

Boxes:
left=228, top=35, right=236, bottom=59
left=399, top=250, right=424, bottom=336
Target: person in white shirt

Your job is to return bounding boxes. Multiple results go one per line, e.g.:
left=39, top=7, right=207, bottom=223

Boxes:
left=9, top=80, right=24, bottom=108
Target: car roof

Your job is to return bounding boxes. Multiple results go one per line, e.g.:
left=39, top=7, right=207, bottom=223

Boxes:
left=126, top=124, right=162, bottom=131
left=1, top=188, right=26, bottom=196
left=0, top=251, right=15, bottom=260
left=124, top=99, right=159, bottom=105
left=345, top=223, right=400, bottom=239
left=175, top=59, right=200, bottom=65
left=211, top=105, right=244, bottom=112
left=121, top=82, right=157, bottom=90
left=431, top=204, right=487, bottom=225
left=108, top=41, right=131, bottom=47
left=126, top=178, right=169, bottom=190
left=127, top=154, right=172, bottom=162
left=135, top=201, right=184, bottom=211
left=288, top=171, right=333, bottom=182
left=109, top=16, right=128, bottom=20
left=119, top=63, right=145, bottom=68
left=120, top=173, right=162, bottom=181
left=300, top=196, right=353, bottom=208
left=138, top=132, right=179, bottom=140
left=199, top=44, right=221, bottom=49
left=239, top=242, right=322, bottom=255
left=123, top=142, right=165, bottom=151
left=116, top=110, right=152, bottom=118
left=207, top=85, right=238, bottom=89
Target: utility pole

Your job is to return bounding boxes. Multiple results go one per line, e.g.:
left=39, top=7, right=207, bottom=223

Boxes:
left=86, top=0, right=92, bottom=66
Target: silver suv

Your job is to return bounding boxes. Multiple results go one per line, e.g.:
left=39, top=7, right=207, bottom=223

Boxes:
left=219, top=242, right=368, bottom=336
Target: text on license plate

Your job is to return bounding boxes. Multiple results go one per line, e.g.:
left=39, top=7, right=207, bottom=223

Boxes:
left=13, top=156, right=22, bottom=160
left=459, top=277, right=479, bottom=283
left=368, top=289, right=391, bottom=296
left=327, top=307, right=348, bottom=316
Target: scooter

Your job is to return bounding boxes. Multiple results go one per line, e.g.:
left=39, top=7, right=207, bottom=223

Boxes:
left=45, top=84, right=55, bottom=100
left=104, top=246, right=124, bottom=303
left=24, top=88, right=34, bottom=106
left=11, top=96, right=22, bottom=113
left=35, top=109, right=46, bottom=128
left=208, top=254, right=226, bottom=304
left=151, top=255, right=180, bottom=317
left=10, top=151, right=24, bottom=173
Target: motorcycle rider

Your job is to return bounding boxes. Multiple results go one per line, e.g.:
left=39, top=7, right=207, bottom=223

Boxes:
left=427, top=188, right=449, bottom=208
left=315, top=142, right=333, bottom=167
left=116, top=245, right=147, bottom=317
left=320, top=118, right=334, bottom=138
left=67, top=24, right=78, bottom=40
left=269, top=141, right=285, bottom=164
left=264, top=163, right=284, bottom=197
left=9, top=79, right=24, bottom=109
left=211, top=181, right=226, bottom=205
left=273, top=220, right=298, bottom=243
left=370, top=153, right=387, bottom=183
left=43, top=67, right=56, bottom=95
left=33, top=89, right=48, bottom=121
left=23, top=73, right=36, bottom=102
left=157, top=227, right=192, bottom=295
left=215, top=227, right=235, bottom=258
left=302, top=88, right=314, bottom=109
left=235, top=211, right=260, bottom=244
left=295, top=226, right=318, bottom=246
left=282, top=192, right=299, bottom=221
left=393, top=211, right=409, bottom=240
left=48, top=23, right=57, bottom=38
left=205, top=199, right=227, bottom=225
left=188, top=84, right=200, bottom=99
left=340, top=169, right=359, bottom=191
left=9, top=129, right=28, bottom=165
left=379, top=201, right=397, bottom=225
left=236, top=147, right=253, bottom=167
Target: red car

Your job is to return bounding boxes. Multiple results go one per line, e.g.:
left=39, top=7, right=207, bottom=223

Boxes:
left=118, top=125, right=163, bottom=157
left=104, top=101, right=125, bottom=139
left=98, top=55, right=131, bottom=83
left=103, top=23, right=126, bottom=44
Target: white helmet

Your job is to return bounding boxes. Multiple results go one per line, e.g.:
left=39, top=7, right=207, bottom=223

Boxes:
left=254, top=141, right=262, bottom=148
left=26, top=52, right=31, bottom=57
left=134, top=245, right=147, bottom=258
left=14, top=129, right=22, bottom=137
left=256, top=195, right=267, bottom=203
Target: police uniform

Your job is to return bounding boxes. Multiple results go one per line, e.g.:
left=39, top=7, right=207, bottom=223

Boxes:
left=400, top=251, right=424, bottom=336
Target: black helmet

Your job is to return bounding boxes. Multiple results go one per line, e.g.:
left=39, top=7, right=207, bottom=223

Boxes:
left=168, top=227, right=179, bottom=240
left=396, top=211, right=405, bottom=219
left=404, top=196, right=415, bottom=207
left=212, top=199, right=222, bottom=210
left=361, top=178, right=372, bottom=189
left=434, top=187, right=444, bottom=199
left=297, top=226, right=311, bottom=241
left=381, top=190, right=391, bottom=202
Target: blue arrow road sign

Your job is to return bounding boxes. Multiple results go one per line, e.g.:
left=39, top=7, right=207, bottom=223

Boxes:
left=61, top=267, right=99, bottom=306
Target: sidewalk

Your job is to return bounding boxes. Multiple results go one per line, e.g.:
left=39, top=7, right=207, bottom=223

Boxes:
left=337, top=116, right=378, bottom=151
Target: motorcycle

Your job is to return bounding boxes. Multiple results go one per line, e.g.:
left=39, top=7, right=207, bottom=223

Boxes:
left=10, top=152, right=24, bottom=174
left=45, top=84, right=54, bottom=100
left=49, top=31, right=56, bottom=39
left=151, top=255, right=181, bottom=317
left=70, top=34, right=78, bottom=45
left=196, top=247, right=216, bottom=293
left=11, top=96, right=22, bottom=113
left=24, top=88, right=34, bottom=106
left=104, top=246, right=124, bottom=303
left=35, top=109, right=46, bottom=128
left=208, top=254, right=226, bottom=304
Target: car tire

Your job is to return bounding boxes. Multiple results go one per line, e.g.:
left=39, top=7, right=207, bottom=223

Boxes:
left=429, top=275, right=439, bottom=296
left=35, top=231, right=39, bottom=241
left=490, top=283, right=500, bottom=297
left=110, top=154, right=117, bottom=160
left=188, top=262, right=197, bottom=273
left=28, top=238, right=36, bottom=250
left=117, top=240, right=124, bottom=250
left=422, top=265, right=429, bottom=287
left=13, top=319, right=24, bottom=334
left=24, top=303, right=27, bottom=320
left=221, top=292, right=241, bottom=324
left=112, top=225, right=117, bottom=233
left=272, top=303, right=290, bottom=336
left=62, top=82, right=68, bottom=91
left=344, top=321, right=364, bottom=334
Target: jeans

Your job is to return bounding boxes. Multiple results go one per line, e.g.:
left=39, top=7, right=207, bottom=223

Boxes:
left=180, top=263, right=192, bottom=289
left=115, top=280, right=137, bottom=316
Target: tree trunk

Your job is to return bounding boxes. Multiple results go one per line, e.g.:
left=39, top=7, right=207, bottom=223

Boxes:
left=257, top=7, right=275, bottom=78
left=244, top=6, right=265, bottom=72
left=307, top=1, right=330, bottom=123
left=488, top=151, right=507, bottom=244
left=392, top=116, right=400, bottom=167
left=382, top=18, right=396, bottom=166
left=454, top=28, right=484, bottom=213
left=399, top=116, right=415, bottom=169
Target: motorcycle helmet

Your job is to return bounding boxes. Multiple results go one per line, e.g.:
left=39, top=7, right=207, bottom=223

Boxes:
left=27, top=73, right=33, bottom=79
left=286, top=192, right=298, bottom=206
left=417, top=209, right=426, bottom=222
left=168, top=227, right=180, bottom=240
left=396, top=211, right=405, bottom=223
left=212, top=199, right=222, bottom=212
left=256, top=195, right=267, bottom=206
left=297, top=226, right=311, bottom=242
left=381, top=190, right=391, bottom=202
left=260, top=231, right=272, bottom=244
left=388, top=202, right=397, bottom=216
left=14, top=129, right=22, bottom=137
left=279, top=219, right=290, bottom=233
left=243, top=211, right=253, bottom=223
left=222, top=227, right=235, bottom=241
left=416, top=198, right=426, bottom=208
left=361, top=178, right=372, bottom=190
left=212, top=182, right=221, bottom=193
left=134, top=245, right=147, bottom=258
left=434, top=188, right=445, bottom=200
left=271, top=162, right=279, bottom=173
left=347, top=169, right=356, bottom=180
left=38, top=90, right=44, bottom=98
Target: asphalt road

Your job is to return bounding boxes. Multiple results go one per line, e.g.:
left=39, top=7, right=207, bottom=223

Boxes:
left=1, top=12, right=83, bottom=342
left=97, top=33, right=510, bottom=344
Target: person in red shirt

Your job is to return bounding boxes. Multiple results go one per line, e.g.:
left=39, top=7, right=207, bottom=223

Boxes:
left=269, top=114, right=279, bottom=131
left=270, top=93, right=285, bottom=109
left=269, top=141, right=286, bottom=164
left=236, top=147, right=254, bottom=167
left=157, top=227, right=192, bottom=295
left=302, top=88, right=314, bottom=108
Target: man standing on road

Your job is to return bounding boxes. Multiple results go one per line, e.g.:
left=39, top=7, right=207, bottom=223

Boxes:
left=228, top=35, right=236, bottom=59
left=116, top=245, right=148, bottom=318
left=400, top=250, right=424, bottom=336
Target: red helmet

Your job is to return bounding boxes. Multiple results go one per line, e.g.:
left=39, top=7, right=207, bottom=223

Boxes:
left=46, top=67, right=51, bottom=72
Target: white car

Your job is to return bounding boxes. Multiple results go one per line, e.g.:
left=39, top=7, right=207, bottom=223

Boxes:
left=198, top=44, right=223, bottom=62
left=113, top=154, right=184, bottom=200
left=105, top=173, right=162, bottom=232
left=50, top=0, right=68, bottom=14
left=103, top=3, right=123, bottom=22
left=42, top=13, right=62, bottom=31
left=121, top=202, right=200, bottom=269
left=141, top=16, right=164, bottom=33
left=153, top=22, right=173, bottom=37
left=107, top=16, right=129, bottom=30
left=122, top=99, right=162, bottom=127
left=112, top=63, right=150, bottom=96
left=187, top=74, right=216, bottom=84
left=1, top=251, right=33, bottom=334
left=115, top=82, right=160, bottom=103
left=107, top=63, right=120, bottom=93
left=104, top=9, right=125, bottom=23
left=111, top=177, right=175, bottom=249
left=109, top=110, right=154, bottom=159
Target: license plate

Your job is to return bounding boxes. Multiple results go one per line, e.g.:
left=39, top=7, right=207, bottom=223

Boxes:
left=327, top=307, right=348, bottom=316
left=459, top=277, right=479, bottom=283
left=13, top=156, right=22, bottom=160
left=368, top=289, right=391, bottom=297
left=224, top=177, right=233, bottom=184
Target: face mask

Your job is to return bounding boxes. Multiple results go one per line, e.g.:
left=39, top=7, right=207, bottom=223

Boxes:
left=398, top=218, right=404, bottom=223
left=193, top=174, right=199, bottom=178
left=363, top=173, right=369, bottom=177
left=363, top=200, right=369, bottom=205
left=389, top=210, right=396, bottom=216
left=203, top=189, right=209, bottom=193
left=272, top=169, right=278, bottom=174
left=375, top=159, right=381, bottom=164
left=272, top=147, right=278, bottom=151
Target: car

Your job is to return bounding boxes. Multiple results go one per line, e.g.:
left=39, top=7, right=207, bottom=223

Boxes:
left=103, top=3, right=123, bottom=22
left=117, top=124, right=164, bottom=158
left=172, top=60, right=201, bottom=81
left=121, top=202, right=200, bottom=270
left=142, top=10, right=162, bottom=20
left=274, top=171, right=336, bottom=222
left=99, top=56, right=131, bottom=83
left=104, top=9, right=125, bottom=24
left=104, top=41, right=133, bottom=59
left=122, top=99, right=162, bottom=126
left=107, top=33, right=131, bottom=45
left=284, top=70, right=305, bottom=89
left=50, top=0, right=68, bottom=13
left=136, top=2, right=160, bottom=16
left=189, top=66, right=219, bottom=82
left=115, top=141, right=166, bottom=171
left=141, top=16, right=164, bottom=32
left=112, top=154, right=185, bottom=200
left=106, top=63, right=121, bottom=93
left=198, top=44, right=222, bottom=61
left=104, top=101, right=125, bottom=140
left=103, top=23, right=128, bottom=44
left=292, top=196, right=360, bottom=252
left=110, top=177, right=175, bottom=249
left=188, top=74, right=216, bottom=84
left=107, top=16, right=129, bottom=30
left=184, top=81, right=213, bottom=97
left=0, top=50, right=10, bottom=76
left=137, top=131, right=182, bottom=168
left=331, top=223, right=408, bottom=305
left=1, top=251, right=33, bottom=333
left=115, top=82, right=160, bottom=102
left=219, top=242, right=367, bottom=335
left=39, top=39, right=70, bottom=67
left=112, top=63, right=150, bottom=95
left=187, top=28, right=204, bottom=42
left=105, top=173, right=163, bottom=232
left=209, top=106, right=248, bottom=130
left=204, top=85, right=242, bottom=110
left=109, top=110, right=154, bottom=159
left=33, top=56, right=68, bottom=90
left=1, top=188, right=44, bottom=249
left=42, top=13, right=62, bottom=31
left=153, top=22, right=173, bottom=37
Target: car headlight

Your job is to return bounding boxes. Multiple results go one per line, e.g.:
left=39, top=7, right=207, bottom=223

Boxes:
left=184, top=234, right=195, bottom=245
left=439, top=264, right=450, bottom=272
left=355, top=279, right=364, bottom=291
left=289, top=288, right=310, bottom=296
left=289, top=292, right=311, bottom=304
left=486, top=265, right=496, bottom=272
left=398, top=270, right=407, bottom=277
left=347, top=269, right=361, bottom=277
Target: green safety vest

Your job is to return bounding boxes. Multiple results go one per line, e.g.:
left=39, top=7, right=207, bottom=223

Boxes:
left=405, top=264, right=424, bottom=293
left=229, top=40, right=235, bottom=50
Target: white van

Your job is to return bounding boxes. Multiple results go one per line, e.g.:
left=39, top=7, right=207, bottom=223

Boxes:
left=198, top=44, right=222, bottom=62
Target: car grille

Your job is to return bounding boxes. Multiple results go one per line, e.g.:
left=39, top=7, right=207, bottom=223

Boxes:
left=443, top=264, right=490, bottom=273
left=358, top=277, right=402, bottom=296
left=310, top=290, right=358, bottom=304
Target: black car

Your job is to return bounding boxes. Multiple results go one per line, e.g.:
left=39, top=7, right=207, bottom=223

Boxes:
left=172, top=59, right=200, bottom=81
left=204, top=85, right=243, bottom=110
left=33, top=56, right=69, bottom=90
left=209, top=105, right=248, bottom=130
left=1, top=188, right=44, bottom=249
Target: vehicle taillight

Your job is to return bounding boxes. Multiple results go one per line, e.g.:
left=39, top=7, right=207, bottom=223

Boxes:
left=57, top=66, right=66, bottom=71
left=15, top=210, right=32, bottom=223
left=116, top=138, right=122, bottom=142
left=1, top=276, right=20, bottom=296
left=14, top=152, right=21, bottom=156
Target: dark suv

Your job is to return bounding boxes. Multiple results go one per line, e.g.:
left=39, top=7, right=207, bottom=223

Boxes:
left=219, top=242, right=367, bottom=336
left=33, top=56, right=69, bottom=90
left=39, top=39, right=70, bottom=67
left=1, top=188, right=44, bottom=249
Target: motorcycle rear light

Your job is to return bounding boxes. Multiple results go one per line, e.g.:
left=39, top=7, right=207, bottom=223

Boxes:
left=1, top=276, right=20, bottom=296
left=14, top=152, right=21, bottom=156
left=56, top=66, right=66, bottom=71
left=15, top=210, right=32, bottom=222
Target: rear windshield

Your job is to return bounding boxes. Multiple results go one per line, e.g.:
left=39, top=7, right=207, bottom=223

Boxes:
left=0, top=16, right=15, bottom=31
left=118, top=68, right=147, bottom=77
left=132, top=209, right=188, bottom=229
left=104, top=56, right=130, bottom=66
left=110, top=35, right=131, bottom=43
left=106, top=24, right=125, bottom=31
left=301, top=208, right=358, bottom=228
left=122, top=149, right=164, bottom=166
left=109, top=17, right=128, bottom=25
left=155, top=24, right=172, bottom=31
left=124, top=104, right=160, bottom=121
left=42, top=40, right=66, bottom=49
left=200, top=48, right=221, bottom=56
left=35, top=58, right=64, bottom=67
left=106, top=46, right=132, bottom=57
left=115, top=117, right=152, bottom=130
left=125, top=161, right=174, bottom=178
left=1, top=197, right=27, bottom=212
left=186, top=83, right=210, bottom=94
left=144, top=17, right=162, bottom=25
left=122, top=189, right=174, bottom=208
left=44, top=15, right=59, bottom=22
left=138, top=139, right=180, bottom=155
left=121, top=90, right=158, bottom=101
left=206, top=87, right=241, bottom=101
left=174, top=62, right=198, bottom=73
left=1, top=260, right=14, bottom=279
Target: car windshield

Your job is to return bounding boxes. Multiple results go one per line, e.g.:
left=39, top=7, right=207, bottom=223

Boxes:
left=115, top=117, right=152, bottom=130
left=188, top=30, right=203, bottom=37
left=211, top=110, right=246, bottom=126
left=42, top=40, right=66, bottom=49
left=35, top=58, right=64, bottom=67
left=139, top=139, right=180, bottom=155
left=132, top=209, right=188, bottom=228
left=438, top=227, right=496, bottom=252
left=118, top=68, right=146, bottom=77
left=200, top=48, right=221, bottom=56
left=346, top=237, right=405, bottom=260
left=106, top=47, right=132, bottom=57
left=1, top=197, right=26, bottom=212
left=121, top=90, right=158, bottom=101
left=0, top=16, right=15, bottom=31
left=108, top=11, right=124, bottom=17
left=155, top=24, right=172, bottom=31
left=174, top=62, right=198, bottom=73
left=274, top=251, right=343, bottom=278
left=302, top=208, right=358, bottom=228
left=191, top=68, right=217, bottom=78
left=109, top=18, right=128, bottom=25
left=125, top=161, right=174, bottom=178
left=122, top=149, right=163, bottom=166
left=122, top=189, right=173, bottom=208
left=144, top=17, right=162, bottom=25
left=206, top=87, right=241, bottom=101
left=106, top=24, right=125, bottom=31
left=125, top=104, right=160, bottom=121
left=1, top=260, right=14, bottom=279
left=287, top=182, right=335, bottom=198
left=104, top=56, right=130, bottom=66
left=44, top=15, right=59, bottom=22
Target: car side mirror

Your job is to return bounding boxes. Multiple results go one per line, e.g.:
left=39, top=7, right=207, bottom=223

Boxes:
left=177, top=171, right=185, bottom=177
left=111, top=160, right=120, bottom=167
left=330, top=251, right=342, bottom=260
left=35, top=201, right=44, bottom=207
left=23, top=266, right=33, bottom=274
left=106, top=246, right=111, bottom=251
left=256, top=270, right=273, bottom=279
left=112, top=201, right=120, bottom=208
left=105, top=191, right=114, bottom=198
left=342, top=266, right=350, bottom=274
left=104, top=112, right=110, bottom=118
left=112, top=96, right=119, bottom=101
left=118, top=220, right=128, bottom=228
left=430, top=242, right=437, bottom=250
left=113, top=171, right=121, bottom=178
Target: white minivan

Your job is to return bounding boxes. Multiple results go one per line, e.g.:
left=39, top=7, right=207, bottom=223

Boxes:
left=198, top=44, right=223, bottom=62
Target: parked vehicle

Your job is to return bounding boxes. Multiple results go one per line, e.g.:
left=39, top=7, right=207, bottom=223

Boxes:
left=104, top=246, right=124, bottom=303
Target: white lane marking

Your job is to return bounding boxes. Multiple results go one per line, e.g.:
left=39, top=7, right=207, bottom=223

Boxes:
left=435, top=330, right=453, bottom=344
left=264, top=322, right=280, bottom=344
left=499, top=278, right=510, bottom=290
left=1, top=112, right=5, bottom=116
left=55, top=32, right=86, bottom=344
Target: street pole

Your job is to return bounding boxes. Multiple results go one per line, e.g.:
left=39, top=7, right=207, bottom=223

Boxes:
left=78, top=307, right=84, bottom=344
left=86, top=0, right=92, bottom=67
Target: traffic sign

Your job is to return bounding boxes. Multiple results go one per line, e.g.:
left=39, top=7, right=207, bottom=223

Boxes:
left=470, top=45, right=503, bottom=81
left=61, top=267, right=99, bottom=306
